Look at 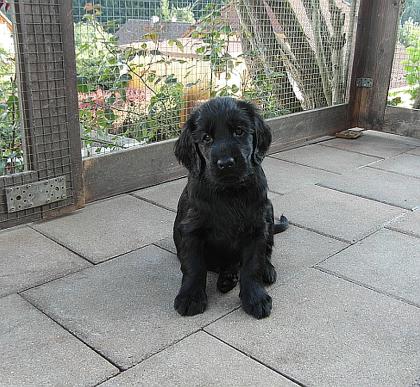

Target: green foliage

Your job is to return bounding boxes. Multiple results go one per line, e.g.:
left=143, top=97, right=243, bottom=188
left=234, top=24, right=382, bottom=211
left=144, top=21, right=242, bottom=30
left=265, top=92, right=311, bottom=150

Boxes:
left=242, top=71, right=289, bottom=118
left=402, top=24, right=420, bottom=107
left=74, top=16, right=131, bottom=93
left=75, top=11, right=187, bottom=149
left=401, top=0, right=420, bottom=24
left=387, top=95, right=402, bottom=106
left=0, top=48, right=23, bottom=174
left=74, top=1, right=289, bottom=153
left=399, top=19, right=420, bottom=47
left=160, top=0, right=195, bottom=22
left=124, top=79, right=184, bottom=142
left=192, top=3, right=241, bottom=97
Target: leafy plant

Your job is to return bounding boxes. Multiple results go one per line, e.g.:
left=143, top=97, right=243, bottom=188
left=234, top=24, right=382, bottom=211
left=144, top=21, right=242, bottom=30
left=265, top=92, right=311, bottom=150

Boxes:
left=242, top=70, right=289, bottom=118
left=402, top=23, right=420, bottom=108
left=75, top=10, right=189, bottom=149
left=160, top=0, right=195, bottom=22
left=399, top=19, right=420, bottom=47
left=74, top=16, right=131, bottom=93
left=192, top=3, right=239, bottom=97
left=0, top=48, right=23, bottom=174
left=124, top=78, right=185, bottom=142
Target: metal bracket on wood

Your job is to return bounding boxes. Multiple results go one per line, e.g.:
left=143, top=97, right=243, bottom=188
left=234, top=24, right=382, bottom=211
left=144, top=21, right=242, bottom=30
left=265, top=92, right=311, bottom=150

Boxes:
left=5, top=176, right=67, bottom=213
left=356, top=78, right=373, bottom=88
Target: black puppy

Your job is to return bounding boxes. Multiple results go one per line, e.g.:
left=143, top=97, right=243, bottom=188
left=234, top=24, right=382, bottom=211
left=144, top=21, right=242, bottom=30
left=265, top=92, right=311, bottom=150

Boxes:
left=173, top=97, right=288, bottom=319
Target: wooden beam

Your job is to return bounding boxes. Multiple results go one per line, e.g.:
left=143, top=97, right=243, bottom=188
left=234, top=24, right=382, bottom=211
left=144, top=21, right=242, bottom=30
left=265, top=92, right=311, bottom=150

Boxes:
left=83, top=104, right=348, bottom=203
left=59, top=0, right=85, bottom=211
left=348, top=0, right=401, bottom=130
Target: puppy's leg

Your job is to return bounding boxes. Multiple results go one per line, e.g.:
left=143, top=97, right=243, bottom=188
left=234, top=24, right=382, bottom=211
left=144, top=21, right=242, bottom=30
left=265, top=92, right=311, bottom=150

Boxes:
left=262, top=260, right=277, bottom=285
left=217, top=262, right=239, bottom=293
left=174, top=237, right=208, bottom=316
left=239, top=238, right=273, bottom=319
left=262, top=226, right=277, bottom=285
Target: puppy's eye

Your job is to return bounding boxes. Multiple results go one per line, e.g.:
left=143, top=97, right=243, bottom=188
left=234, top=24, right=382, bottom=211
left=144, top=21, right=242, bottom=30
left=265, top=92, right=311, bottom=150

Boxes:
left=202, top=134, right=212, bottom=143
left=233, top=128, right=244, bottom=137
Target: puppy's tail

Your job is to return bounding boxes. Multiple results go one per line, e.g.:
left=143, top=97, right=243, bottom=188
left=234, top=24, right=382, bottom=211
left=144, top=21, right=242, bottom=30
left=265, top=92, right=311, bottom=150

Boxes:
left=274, top=214, right=289, bottom=234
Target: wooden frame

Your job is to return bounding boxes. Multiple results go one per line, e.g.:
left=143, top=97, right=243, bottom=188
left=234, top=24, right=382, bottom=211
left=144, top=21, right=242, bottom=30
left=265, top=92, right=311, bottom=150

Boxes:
left=383, top=106, right=420, bottom=139
left=2, top=0, right=420, bottom=228
left=82, top=104, right=348, bottom=202
left=0, top=0, right=84, bottom=229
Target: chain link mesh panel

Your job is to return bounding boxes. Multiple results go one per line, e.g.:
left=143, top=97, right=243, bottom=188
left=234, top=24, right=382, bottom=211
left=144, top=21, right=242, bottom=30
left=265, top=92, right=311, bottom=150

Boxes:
left=0, top=0, right=81, bottom=227
left=72, top=0, right=358, bottom=156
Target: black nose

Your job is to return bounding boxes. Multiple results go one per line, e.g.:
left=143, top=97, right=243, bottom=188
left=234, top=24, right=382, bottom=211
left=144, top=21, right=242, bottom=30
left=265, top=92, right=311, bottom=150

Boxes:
left=217, top=157, right=235, bottom=170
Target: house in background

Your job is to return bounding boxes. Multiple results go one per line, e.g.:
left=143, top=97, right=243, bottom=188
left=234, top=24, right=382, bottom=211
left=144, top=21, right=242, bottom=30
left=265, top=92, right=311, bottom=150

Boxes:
left=0, top=11, right=13, bottom=53
left=116, top=19, right=192, bottom=45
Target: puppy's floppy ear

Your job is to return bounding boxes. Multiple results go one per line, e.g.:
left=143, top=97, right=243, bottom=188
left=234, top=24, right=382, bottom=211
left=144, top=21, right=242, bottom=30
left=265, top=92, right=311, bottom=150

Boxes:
left=237, top=100, right=272, bottom=164
left=174, top=110, right=201, bottom=176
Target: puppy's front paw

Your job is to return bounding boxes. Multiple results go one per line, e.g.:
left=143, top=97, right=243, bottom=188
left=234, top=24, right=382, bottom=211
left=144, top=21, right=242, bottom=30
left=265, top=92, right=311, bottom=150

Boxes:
left=241, top=287, right=272, bottom=319
left=174, top=288, right=208, bottom=316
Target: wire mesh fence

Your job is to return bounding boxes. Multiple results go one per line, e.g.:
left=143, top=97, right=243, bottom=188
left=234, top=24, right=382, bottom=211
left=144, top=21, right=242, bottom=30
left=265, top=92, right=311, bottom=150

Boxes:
left=0, top=0, right=80, bottom=226
left=388, top=10, right=420, bottom=110
left=0, top=1, right=360, bottom=174
left=72, top=0, right=359, bottom=156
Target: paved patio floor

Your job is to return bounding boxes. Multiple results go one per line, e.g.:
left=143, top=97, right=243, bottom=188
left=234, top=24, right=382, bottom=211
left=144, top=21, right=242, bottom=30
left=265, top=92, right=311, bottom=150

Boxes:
left=1, top=130, right=420, bottom=386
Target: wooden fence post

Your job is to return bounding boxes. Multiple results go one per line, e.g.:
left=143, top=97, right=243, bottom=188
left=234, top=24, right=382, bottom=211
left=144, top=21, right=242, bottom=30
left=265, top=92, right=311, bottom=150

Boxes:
left=348, top=0, right=401, bottom=130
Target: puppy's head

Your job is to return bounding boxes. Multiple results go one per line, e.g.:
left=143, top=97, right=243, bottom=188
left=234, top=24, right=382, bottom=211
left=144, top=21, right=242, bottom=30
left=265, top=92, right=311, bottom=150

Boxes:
left=174, top=97, right=271, bottom=184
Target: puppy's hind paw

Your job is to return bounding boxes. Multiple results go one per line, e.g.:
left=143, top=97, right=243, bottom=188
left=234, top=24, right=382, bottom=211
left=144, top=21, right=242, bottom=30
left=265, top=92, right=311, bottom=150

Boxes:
left=217, top=272, right=239, bottom=293
left=174, top=289, right=208, bottom=316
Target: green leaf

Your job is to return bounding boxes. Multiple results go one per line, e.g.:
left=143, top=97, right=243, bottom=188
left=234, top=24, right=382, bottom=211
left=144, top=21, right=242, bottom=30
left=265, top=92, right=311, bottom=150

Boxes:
left=195, top=46, right=206, bottom=54
left=147, top=72, right=156, bottom=83
left=144, top=32, right=159, bottom=42
left=174, top=40, right=184, bottom=52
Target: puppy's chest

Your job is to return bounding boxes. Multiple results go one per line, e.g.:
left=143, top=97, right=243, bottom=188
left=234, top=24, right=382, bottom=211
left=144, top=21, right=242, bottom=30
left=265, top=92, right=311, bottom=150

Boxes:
left=206, top=201, right=262, bottom=239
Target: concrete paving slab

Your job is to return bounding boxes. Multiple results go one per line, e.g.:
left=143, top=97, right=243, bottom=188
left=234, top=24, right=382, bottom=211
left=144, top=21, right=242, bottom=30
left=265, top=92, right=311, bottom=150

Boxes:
left=132, top=178, right=186, bottom=212
left=101, top=331, right=297, bottom=387
left=205, top=270, right=420, bottom=387
left=320, top=131, right=418, bottom=158
left=132, top=176, right=279, bottom=212
left=387, top=211, right=420, bottom=238
left=263, top=157, right=337, bottom=194
left=271, top=144, right=381, bottom=174
left=271, top=226, right=348, bottom=285
left=407, top=147, right=420, bottom=156
left=318, top=167, right=420, bottom=210
left=0, top=294, right=118, bottom=385
left=154, top=236, right=177, bottom=254
left=370, top=154, right=420, bottom=179
left=270, top=185, right=405, bottom=243
left=268, top=190, right=281, bottom=200
left=155, top=225, right=348, bottom=283
left=318, top=229, right=420, bottom=306
left=33, top=195, right=175, bottom=263
left=358, top=131, right=420, bottom=146
left=0, top=227, right=90, bottom=297
left=23, top=245, right=241, bottom=370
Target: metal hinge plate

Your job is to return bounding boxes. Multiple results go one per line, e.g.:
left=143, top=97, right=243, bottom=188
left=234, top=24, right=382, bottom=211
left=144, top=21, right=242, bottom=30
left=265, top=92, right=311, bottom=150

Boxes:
left=5, top=176, right=67, bottom=213
left=356, top=78, right=373, bottom=88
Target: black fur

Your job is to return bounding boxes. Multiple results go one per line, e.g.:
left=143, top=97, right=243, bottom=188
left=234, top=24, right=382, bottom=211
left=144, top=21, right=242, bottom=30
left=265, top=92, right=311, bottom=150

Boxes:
left=173, top=97, right=288, bottom=319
